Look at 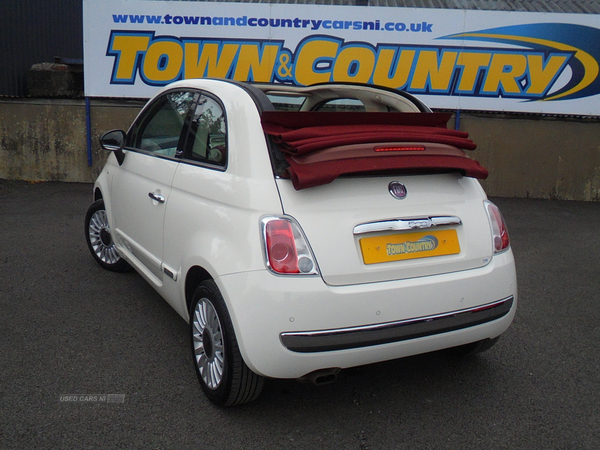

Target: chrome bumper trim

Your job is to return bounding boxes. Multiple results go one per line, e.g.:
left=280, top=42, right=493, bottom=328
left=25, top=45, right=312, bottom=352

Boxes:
left=280, top=296, right=514, bottom=353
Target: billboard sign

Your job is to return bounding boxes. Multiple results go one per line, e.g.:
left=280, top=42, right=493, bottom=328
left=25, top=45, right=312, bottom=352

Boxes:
left=83, top=0, right=600, bottom=115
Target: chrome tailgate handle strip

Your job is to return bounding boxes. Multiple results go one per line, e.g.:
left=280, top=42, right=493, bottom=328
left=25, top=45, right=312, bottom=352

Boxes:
left=353, top=216, right=462, bottom=235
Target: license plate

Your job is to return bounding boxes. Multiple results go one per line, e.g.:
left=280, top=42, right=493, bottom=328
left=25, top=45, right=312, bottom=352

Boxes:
left=359, top=229, right=460, bottom=265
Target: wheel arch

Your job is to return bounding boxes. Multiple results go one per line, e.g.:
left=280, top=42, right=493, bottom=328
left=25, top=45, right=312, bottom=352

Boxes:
left=185, top=266, right=214, bottom=314
left=93, top=187, right=103, bottom=201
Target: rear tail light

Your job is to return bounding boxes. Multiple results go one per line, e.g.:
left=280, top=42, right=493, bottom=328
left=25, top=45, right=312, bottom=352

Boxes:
left=485, top=201, right=510, bottom=253
left=261, top=216, right=319, bottom=275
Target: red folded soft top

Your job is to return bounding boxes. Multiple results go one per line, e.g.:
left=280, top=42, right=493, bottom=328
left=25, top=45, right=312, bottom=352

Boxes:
left=261, top=111, right=487, bottom=190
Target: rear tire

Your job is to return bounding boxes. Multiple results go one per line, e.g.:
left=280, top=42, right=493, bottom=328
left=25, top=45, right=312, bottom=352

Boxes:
left=446, top=337, right=500, bottom=357
left=85, top=199, right=130, bottom=272
left=190, top=280, right=264, bottom=406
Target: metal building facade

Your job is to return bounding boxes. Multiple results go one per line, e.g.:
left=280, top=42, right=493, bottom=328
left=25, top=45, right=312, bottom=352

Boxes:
left=0, top=0, right=83, bottom=97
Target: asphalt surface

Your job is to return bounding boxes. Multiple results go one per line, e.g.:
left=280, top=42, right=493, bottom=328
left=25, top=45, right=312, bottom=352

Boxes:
left=1, top=179, right=599, bottom=449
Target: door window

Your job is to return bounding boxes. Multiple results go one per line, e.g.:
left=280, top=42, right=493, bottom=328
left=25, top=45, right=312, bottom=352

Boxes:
left=185, top=94, right=227, bottom=167
left=128, top=91, right=197, bottom=157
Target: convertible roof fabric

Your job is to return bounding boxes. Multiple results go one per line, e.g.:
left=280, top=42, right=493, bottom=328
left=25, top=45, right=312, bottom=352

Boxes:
left=261, top=111, right=488, bottom=190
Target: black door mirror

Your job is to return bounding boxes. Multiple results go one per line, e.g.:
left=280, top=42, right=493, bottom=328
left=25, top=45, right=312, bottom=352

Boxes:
left=99, top=130, right=126, bottom=165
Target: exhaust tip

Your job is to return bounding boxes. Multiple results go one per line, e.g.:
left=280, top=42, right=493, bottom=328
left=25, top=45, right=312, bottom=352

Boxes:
left=297, top=368, right=341, bottom=385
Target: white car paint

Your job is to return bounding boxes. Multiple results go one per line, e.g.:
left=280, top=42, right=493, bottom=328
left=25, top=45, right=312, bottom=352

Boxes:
left=91, top=78, right=517, bottom=387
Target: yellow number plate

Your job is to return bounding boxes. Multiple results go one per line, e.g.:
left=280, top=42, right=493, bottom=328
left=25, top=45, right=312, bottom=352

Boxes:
left=359, top=229, right=460, bottom=265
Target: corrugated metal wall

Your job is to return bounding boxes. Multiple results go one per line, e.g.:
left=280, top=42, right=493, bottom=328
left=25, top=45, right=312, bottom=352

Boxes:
left=177, top=0, right=600, bottom=12
left=0, top=0, right=83, bottom=97
left=369, top=0, right=600, bottom=12
left=1, top=0, right=598, bottom=97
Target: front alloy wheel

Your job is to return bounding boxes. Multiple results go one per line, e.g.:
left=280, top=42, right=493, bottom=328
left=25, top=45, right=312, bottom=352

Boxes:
left=85, top=199, right=130, bottom=272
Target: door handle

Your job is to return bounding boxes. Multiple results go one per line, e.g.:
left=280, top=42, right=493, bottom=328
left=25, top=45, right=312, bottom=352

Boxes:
left=148, top=192, right=165, bottom=203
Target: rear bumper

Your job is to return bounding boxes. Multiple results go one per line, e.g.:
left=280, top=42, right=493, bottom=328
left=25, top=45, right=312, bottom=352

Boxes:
left=217, top=249, right=517, bottom=379
left=281, top=296, right=513, bottom=353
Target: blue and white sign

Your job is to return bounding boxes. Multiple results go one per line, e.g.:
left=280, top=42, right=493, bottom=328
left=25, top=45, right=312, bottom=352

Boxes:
left=84, top=0, right=600, bottom=115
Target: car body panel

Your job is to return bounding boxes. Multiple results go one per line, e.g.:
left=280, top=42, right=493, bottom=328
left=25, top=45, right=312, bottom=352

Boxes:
left=110, top=151, right=179, bottom=284
left=276, top=173, right=494, bottom=286
left=161, top=165, right=282, bottom=317
left=159, top=81, right=284, bottom=316
left=90, top=78, right=517, bottom=386
left=217, top=249, right=516, bottom=379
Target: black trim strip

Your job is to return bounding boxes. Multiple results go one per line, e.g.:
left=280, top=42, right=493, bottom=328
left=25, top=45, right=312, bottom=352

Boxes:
left=280, top=296, right=513, bottom=353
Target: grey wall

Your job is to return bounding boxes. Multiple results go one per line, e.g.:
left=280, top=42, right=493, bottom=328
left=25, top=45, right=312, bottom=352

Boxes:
left=0, top=99, right=142, bottom=182
left=1, top=99, right=599, bottom=200
left=464, top=114, right=600, bottom=201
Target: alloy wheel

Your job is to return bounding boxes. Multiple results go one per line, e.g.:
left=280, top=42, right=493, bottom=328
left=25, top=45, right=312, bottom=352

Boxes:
left=88, top=209, right=120, bottom=265
left=192, top=297, right=225, bottom=390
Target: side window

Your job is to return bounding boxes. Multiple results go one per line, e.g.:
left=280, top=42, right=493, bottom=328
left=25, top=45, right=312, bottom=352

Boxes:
left=266, top=94, right=306, bottom=111
left=186, top=94, right=227, bottom=167
left=315, top=98, right=366, bottom=112
left=129, top=91, right=196, bottom=157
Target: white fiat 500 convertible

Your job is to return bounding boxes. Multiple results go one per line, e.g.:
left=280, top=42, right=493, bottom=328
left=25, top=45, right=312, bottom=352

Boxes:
left=85, top=79, right=517, bottom=406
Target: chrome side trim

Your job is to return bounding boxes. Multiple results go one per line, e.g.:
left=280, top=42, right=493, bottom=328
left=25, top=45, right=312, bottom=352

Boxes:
left=353, top=216, right=462, bottom=235
left=280, top=296, right=514, bottom=353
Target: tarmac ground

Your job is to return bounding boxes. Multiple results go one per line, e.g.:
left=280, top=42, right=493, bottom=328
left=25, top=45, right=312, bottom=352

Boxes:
left=1, top=180, right=599, bottom=449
